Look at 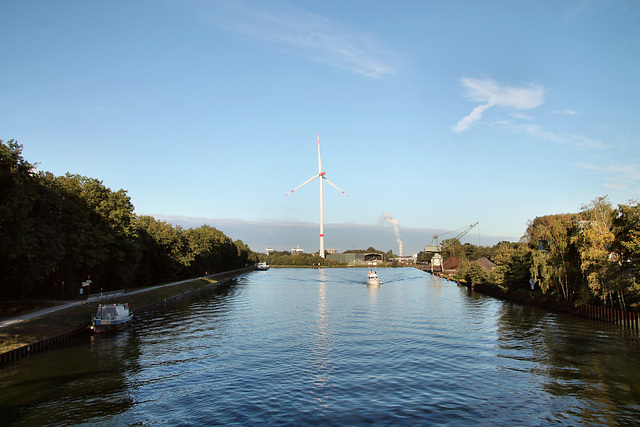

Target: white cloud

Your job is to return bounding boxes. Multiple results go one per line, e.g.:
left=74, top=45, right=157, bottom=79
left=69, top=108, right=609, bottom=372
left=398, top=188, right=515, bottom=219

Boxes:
left=498, top=122, right=607, bottom=150
left=205, top=1, right=401, bottom=77
left=451, top=103, right=493, bottom=133
left=451, top=77, right=546, bottom=132
left=553, top=109, right=579, bottom=115
left=510, top=112, right=534, bottom=120
left=574, top=162, right=640, bottom=190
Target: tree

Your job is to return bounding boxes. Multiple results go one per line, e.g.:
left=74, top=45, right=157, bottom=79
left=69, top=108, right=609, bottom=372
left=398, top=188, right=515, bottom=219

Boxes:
left=49, top=173, right=141, bottom=292
left=491, top=242, right=533, bottom=291
left=574, top=197, right=624, bottom=308
left=441, top=239, right=463, bottom=260
left=1, top=139, right=258, bottom=299
left=135, top=216, right=187, bottom=284
left=459, top=261, right=489, bottom=285
left=525, top=214, right=583, bottom=301
left=234, top=239, right=258, bottom=268
left=611, top=201, right=640, bottom=309
left=183, top=225, right=248, bottom=275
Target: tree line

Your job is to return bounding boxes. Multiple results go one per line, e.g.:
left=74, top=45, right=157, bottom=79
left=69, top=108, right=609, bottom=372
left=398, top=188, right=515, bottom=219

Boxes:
left=420, top=197, right=640, bottom=311
left=0, top=140, right=258, bottom=300
left=258, top=247, right=397, bottom=267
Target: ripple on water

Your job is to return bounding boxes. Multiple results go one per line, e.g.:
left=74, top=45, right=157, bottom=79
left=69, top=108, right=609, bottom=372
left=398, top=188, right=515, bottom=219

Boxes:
left=3, top=269, right=640, bottom=425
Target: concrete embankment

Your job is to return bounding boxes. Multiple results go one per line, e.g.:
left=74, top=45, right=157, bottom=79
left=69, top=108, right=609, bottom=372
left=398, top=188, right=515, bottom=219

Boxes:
left=0, top=267, right=255, bottom=365
left=427, top=270, right=640, bottom=331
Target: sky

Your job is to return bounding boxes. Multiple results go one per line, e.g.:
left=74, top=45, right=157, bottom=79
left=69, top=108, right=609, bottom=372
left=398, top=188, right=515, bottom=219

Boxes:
left=2, top=0, right=639, bottom=256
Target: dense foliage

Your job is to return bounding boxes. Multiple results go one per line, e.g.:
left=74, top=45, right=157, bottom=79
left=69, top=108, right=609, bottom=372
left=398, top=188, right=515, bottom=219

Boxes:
left=418, top=196, right=640, bottom=310
left=0, top=140, right=257, bottom=299
left=260, top=251, right=337, bottom=267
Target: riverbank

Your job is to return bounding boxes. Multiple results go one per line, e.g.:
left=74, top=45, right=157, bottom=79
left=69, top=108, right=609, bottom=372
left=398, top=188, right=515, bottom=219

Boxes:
left=428, top=270, right=640, bottom=331
left=0, top=267, right=254, bottom=362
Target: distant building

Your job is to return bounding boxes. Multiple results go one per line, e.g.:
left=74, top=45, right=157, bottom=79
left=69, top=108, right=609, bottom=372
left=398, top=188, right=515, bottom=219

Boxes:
left=327, top=253, right=384, bottom=265
left=326, top=248, right=338, bottom=255
left=265, top=247, right=275, bottom=255
left=291, top=244, right=304, bottom=255
left=393, top=255, right=417, bottom=265
left=473, top=257, right=497, bottom=271
left=443, top=256, right=462, bottom=272
left=364, top=253, right=384, bottom=265
left=327, top=253, right=362, bottom=264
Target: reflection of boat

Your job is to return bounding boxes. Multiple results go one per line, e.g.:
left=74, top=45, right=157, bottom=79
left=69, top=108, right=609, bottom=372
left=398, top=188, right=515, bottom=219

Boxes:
left=91, top=303, right=133, bottom=333
left=257, top=262, right=270, bottom=271
left=366, top=271, right=381, bottom=286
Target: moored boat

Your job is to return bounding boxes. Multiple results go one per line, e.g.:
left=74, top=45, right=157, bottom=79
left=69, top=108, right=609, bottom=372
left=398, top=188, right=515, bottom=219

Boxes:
left=91, top=303, right=133, bottom=333
left=257, top=262, right=270, bottom=271
left=366, top=270, right=381, bottom=286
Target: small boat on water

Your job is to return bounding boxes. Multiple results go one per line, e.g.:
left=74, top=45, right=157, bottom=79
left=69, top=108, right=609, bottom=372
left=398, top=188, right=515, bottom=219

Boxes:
left=257, top=262, right=270, bottom=271
left=366, top=270, right=381, bottom=286
left=91, top=303, right=133, bottom=333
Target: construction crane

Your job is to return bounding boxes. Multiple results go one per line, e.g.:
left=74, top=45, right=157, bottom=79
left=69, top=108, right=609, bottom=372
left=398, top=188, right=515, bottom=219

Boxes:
left=424, top=222, right=479, bottom=273
left=425, top=222, right=479, bottom=253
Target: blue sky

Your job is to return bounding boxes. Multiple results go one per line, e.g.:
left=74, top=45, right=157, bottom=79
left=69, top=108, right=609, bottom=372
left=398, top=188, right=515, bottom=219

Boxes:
left=2, top=0, right=639, bottom=255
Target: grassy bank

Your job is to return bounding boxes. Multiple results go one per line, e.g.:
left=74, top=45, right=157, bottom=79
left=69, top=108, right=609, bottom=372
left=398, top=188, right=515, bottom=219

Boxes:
left=0, top=268, right=252, bottom=354
left=0, top=301, right=64, bottom=319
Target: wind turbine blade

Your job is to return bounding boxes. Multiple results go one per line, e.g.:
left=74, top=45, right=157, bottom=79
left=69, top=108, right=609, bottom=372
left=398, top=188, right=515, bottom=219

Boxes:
left=317, top=133, right=322, bottom=174
left=284, top=174, right=319, bottom=196
left=323, top=177, right=349, bottom=197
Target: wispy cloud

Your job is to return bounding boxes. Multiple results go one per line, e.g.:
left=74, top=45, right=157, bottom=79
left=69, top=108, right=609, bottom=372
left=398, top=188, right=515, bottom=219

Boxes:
left=451, top=77, right=546, bottom=132
left=575, top=162, right=640, bottom=190
left=504, top=122, right=607, bottom=149
left=205, top=0, right=401, bottom=77
left=553, top=109, right=579, bottom=115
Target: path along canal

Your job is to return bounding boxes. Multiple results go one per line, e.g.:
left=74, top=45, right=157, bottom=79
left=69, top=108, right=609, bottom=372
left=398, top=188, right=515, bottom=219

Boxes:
left=1, top=268, right=639, bottom=425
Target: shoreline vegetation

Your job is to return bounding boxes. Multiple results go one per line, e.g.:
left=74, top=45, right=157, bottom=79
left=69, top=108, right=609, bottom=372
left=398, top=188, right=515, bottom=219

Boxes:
left=413, top=196, right=640, bottom=315
left=430, top=270, right=640, bottom=331
left=1, top=140, right=258, bottom=303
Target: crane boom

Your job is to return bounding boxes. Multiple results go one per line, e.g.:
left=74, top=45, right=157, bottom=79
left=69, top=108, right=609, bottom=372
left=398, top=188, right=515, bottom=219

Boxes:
left=423, top=222, right=479, bottom=273
left=451, top=222, right=479, bottom=244
left=425, top=222, right=479, bottom=253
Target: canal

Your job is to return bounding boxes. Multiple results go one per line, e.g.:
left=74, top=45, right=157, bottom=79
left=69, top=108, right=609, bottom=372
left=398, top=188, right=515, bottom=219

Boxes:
left=1, top=268, right=639, bottom=425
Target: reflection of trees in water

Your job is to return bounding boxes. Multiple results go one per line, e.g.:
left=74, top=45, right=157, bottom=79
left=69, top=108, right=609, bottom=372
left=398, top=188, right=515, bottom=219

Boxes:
left=0, top=328, right=142, bottom=425
left=1, top=280, right=244, bottom=426
left=137, top=278, right=240, bottom=336
left=495, top=301, right=640, bottom=424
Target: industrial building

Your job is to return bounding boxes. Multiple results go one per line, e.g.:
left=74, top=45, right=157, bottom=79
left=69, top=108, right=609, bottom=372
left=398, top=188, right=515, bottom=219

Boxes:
left=327, top=253, right=384, bottom=265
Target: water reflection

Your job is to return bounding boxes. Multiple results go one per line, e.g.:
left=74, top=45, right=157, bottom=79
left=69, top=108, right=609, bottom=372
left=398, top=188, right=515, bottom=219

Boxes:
left=366, top=283, right=380, bottom=298
left=0, top=328, right=140, bottom=425
left=495, top=302, right=640, bottom=425
left=310, top=269, right=334, bottom=407
left=3, top=270, right=640, bottom=425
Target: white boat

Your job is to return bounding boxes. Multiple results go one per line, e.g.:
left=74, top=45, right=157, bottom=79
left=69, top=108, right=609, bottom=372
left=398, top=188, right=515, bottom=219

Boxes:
left=91, top=303, right=133, bottom=333
left=366, top=271, right=381, bottom=286
left=257, top=262, right=270, bottom=271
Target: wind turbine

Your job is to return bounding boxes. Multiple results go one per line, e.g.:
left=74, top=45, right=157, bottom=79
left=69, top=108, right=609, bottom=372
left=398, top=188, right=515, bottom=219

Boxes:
left=285, top=134, right=348, bottom=258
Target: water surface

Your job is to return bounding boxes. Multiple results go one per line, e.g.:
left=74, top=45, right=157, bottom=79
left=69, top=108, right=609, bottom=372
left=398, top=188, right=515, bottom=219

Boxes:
left=1, top=268, right=639, bottom=425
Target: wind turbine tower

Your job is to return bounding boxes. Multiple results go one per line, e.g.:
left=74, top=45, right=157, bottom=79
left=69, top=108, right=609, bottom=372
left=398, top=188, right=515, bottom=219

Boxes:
left=285, top=134, right=349, bottom=258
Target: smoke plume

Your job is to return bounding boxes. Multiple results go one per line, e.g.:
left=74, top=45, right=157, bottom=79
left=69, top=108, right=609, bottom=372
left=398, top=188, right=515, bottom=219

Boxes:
left=380, top=211, right=403, bottom=256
